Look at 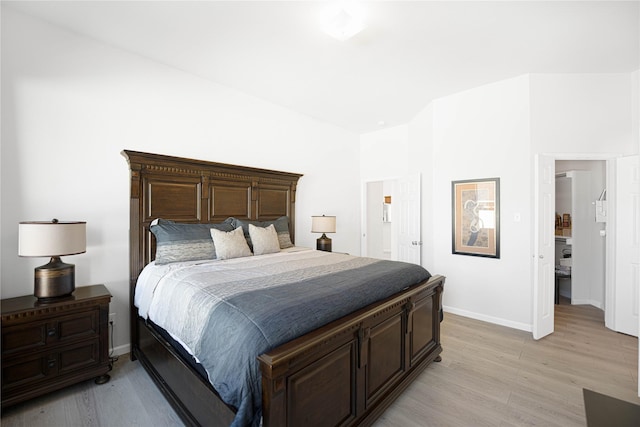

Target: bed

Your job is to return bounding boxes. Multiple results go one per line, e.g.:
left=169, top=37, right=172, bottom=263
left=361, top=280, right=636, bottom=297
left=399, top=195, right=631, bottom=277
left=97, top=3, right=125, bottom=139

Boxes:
left=123, top=150, right=445, bottom=427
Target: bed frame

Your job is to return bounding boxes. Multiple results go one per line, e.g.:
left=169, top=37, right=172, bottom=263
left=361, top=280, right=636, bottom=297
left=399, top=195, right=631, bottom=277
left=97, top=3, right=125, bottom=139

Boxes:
left=123, top=150, right=445, bottom=427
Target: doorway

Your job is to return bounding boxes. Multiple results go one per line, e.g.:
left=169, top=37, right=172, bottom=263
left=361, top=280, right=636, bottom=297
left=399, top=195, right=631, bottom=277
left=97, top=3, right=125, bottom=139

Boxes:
left=554, top=160, right=607, bottom=312
left=365, top=180, right=395, bottom=260
left=362, top=175, right=422, bottom=265
left=534, top=154, right=615, bottom=340
left=535, top=154, right=640, bottom=339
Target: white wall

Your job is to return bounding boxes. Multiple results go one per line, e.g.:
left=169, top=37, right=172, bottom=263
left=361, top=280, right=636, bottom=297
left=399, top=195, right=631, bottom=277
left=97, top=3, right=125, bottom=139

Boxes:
left=430, top=75, right=533, bottom=330
left=530, top=74, right=636, bottom=155
left=361, top=72, right=637, bottom=333
left=1, top=8, right=360, bottom=354
left=362, top=76, right=533, bottom=330
left=360, top=125, right=409, bottom=179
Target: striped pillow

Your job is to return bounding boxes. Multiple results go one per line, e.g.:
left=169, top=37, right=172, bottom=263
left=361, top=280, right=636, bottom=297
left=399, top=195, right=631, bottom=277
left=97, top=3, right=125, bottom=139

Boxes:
left=150, top=218, right=235, bottom=265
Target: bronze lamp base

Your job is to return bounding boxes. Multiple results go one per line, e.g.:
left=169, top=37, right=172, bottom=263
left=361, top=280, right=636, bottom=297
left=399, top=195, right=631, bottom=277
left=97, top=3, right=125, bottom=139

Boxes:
left=34, top=256, right=75, bottom=300
left=316, top=233, right=332, bottom=252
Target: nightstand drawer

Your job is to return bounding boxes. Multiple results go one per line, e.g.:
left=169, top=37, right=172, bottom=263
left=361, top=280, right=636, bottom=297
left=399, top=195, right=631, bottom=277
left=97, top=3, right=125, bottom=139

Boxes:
left=59, top=338, right=101, bottom=373
left=2, top=338, right=101, bottom=393
left=2, top=321, right=49, bottom=354
left=1, top=352, right=51, bottom=389
left=58, top=310, right=99, bottom=342
left=2, top=309, right=99, bottom=355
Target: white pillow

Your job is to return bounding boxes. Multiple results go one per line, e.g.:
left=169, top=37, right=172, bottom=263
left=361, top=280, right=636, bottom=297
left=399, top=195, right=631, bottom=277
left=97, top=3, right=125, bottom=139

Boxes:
left=210, top=226, right=252, bottom=260
left=249, top=224, right=281, bottom=256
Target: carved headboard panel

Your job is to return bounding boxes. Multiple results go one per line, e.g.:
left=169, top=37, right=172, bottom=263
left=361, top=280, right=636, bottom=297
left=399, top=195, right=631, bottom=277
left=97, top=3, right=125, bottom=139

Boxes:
left=122, top=150, right=303, bottom=290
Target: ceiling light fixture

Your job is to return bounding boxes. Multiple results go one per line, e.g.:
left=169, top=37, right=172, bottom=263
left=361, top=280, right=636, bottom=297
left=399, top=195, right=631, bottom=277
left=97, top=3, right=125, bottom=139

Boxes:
left=320, top=3, right=366, bottom=41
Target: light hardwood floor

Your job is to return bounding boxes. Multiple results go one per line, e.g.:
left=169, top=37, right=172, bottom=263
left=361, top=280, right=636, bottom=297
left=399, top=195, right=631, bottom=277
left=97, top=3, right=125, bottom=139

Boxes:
left=375, top=298, right=638, bottom=427
left=2, top=300, right=638, bottom=426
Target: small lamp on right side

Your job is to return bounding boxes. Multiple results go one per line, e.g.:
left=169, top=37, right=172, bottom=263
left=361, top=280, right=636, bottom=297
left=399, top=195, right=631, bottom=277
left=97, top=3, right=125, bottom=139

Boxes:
left=311, top=215, right=336, bottom=252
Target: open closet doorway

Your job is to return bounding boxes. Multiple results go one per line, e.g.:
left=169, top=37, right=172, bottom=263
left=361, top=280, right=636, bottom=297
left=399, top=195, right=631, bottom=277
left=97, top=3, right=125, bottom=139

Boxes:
left=554, top=160, right=607, bottom=311
left=534, top=155, right=614, bottom=340
left=535, top=154, right=639, bottom=339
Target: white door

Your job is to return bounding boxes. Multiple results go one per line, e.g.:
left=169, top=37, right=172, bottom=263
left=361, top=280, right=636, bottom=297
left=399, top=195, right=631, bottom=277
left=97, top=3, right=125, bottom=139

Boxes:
left=396, top=174, right=421, bottom=265
left=533, top=155, right=555, bottom=340
left=614, top=155, right=640, bottom=337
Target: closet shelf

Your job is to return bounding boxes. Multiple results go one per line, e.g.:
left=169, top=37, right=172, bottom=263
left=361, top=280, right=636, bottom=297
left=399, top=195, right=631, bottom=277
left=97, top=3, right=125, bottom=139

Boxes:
left=555, top=236, right=572, bottom=245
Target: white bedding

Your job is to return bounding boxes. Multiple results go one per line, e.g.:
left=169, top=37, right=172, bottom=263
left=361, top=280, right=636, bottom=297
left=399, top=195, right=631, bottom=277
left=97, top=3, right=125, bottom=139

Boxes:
left=134, top=246, right=359, bottom=357
left=135, top=246, right=311, bottom=319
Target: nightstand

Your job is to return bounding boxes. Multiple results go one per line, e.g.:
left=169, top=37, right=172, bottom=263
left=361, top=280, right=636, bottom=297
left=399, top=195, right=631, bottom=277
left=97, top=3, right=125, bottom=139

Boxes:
left=1, top=284, right=112, bottom=408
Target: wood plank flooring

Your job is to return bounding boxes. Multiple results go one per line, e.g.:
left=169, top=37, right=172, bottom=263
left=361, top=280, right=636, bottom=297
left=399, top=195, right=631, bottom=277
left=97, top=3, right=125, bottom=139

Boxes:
left=375, top=298, right=639, bottom=427
left=2, top=300, right=637, bottom=426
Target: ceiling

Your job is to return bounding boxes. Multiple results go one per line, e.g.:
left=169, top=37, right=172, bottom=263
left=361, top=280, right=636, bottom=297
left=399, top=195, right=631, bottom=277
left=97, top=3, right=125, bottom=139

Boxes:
left=5, top=1, right=639, bottom=134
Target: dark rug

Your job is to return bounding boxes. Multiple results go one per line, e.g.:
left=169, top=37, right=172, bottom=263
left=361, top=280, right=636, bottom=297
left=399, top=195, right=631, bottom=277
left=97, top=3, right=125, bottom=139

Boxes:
left=583, top=388, right=640, bottom=427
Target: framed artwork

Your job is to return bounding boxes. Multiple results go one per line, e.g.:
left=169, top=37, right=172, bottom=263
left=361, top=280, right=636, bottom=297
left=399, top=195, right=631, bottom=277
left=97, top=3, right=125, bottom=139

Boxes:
left=452, top=178, right=500, bottom=258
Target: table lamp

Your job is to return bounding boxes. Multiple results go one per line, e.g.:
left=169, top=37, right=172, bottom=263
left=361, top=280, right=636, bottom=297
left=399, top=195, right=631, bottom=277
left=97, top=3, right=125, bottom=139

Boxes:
left=311, top=215, right=336, bottom=252
left=18, top=219, right=86, bottom=300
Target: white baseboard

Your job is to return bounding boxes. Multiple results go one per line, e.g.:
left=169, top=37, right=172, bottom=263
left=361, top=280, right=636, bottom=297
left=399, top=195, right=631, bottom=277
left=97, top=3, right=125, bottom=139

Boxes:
left=111, top=343, right=131, bottom=357
left=443, top=305, right=532, bottom=333
left=570, top=299, right=604, bottom=310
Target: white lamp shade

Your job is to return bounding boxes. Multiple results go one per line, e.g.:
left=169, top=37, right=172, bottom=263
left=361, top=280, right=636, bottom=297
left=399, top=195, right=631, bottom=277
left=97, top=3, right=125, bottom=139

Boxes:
left=19, top=221, right=86, bottom=257
left=311, top=216, right=336, bottom=234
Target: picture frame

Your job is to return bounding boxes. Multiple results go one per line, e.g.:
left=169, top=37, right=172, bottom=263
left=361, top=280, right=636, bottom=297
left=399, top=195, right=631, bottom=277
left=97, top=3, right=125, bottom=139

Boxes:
left=452, top=178, right=500, bottom=258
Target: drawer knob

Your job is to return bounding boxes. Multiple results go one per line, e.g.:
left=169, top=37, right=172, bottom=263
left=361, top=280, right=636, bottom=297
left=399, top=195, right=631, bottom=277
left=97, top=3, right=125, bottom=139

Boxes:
left=48, top=359, right=56, bottom=368
left=47, top=329, right=56, bottom=337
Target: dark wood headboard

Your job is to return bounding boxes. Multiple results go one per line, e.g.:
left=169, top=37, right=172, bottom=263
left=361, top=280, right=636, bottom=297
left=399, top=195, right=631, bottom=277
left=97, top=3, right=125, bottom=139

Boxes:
left=122, top=149, right=303, bottom=290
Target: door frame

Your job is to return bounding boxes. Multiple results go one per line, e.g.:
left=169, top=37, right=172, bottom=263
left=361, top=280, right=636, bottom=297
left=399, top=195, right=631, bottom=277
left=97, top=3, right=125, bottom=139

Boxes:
left=533, top=153, right=617, bottom=337
left=361, top=177, right=400, bottom=258
left=361, top=175, right=421, bottom=264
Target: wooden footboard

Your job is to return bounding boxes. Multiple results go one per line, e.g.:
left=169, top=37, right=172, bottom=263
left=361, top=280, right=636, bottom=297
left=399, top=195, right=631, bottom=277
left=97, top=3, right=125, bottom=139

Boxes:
left=259, top=274, right=444, bottom=427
